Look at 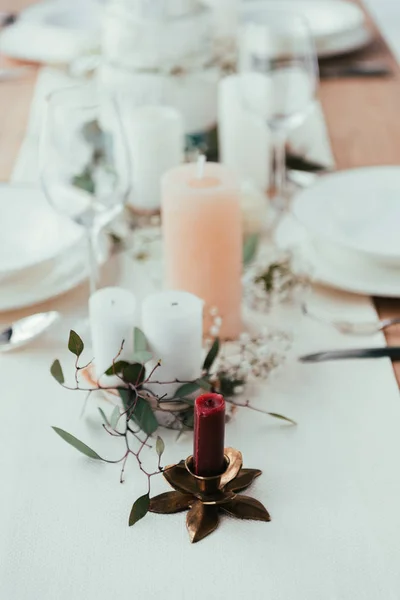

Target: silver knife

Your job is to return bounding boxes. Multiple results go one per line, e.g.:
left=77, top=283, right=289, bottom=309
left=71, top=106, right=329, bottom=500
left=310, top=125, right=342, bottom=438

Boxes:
left=299, top=347, right=400, bottom=363
left=319, top=64, right=392, bottom=79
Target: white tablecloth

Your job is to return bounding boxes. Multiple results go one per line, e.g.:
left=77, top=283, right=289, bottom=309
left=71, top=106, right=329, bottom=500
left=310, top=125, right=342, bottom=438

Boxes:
left=2, top=13, right=400, bottom=596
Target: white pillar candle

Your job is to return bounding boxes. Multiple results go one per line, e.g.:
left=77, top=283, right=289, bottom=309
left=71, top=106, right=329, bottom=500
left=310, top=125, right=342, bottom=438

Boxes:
left=99, top=64, right=218, bottom=140
left=203, top=0, right=239, bottom=41
left=240, top=180, right=270, bottom=237
left=218, top=74, right=272, bottom=193
left=142, top=290, right=203, bottom=399
left=125, top=105, right=184, bottom=213
left=89, top=287, right=137, bottom=379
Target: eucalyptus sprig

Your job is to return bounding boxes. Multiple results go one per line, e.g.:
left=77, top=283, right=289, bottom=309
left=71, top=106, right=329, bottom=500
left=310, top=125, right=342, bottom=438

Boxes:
left=50, top=327, right=295, bottom=527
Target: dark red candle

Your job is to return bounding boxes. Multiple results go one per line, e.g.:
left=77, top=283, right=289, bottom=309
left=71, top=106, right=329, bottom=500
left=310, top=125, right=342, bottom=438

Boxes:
left=193, top=393, right=225, bottom=477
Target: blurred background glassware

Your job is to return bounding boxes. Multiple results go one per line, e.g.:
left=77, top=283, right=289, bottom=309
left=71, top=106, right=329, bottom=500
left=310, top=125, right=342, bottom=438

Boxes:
left=39, top=84, right=130, bottom=294
left=99, top=0, right=219, bottom=158
left=239, top=6, right=319, bottom=215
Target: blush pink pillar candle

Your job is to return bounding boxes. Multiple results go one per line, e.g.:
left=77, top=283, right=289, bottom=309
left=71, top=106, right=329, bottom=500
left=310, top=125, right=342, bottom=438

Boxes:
left=161, top=161, right=243, bottom=339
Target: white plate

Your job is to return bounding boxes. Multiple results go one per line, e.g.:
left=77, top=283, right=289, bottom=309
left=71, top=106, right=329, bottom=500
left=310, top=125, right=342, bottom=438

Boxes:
left=275, top=213, right=400, bottom=298
left=0, top=234, right=110, bottom=312
left=316, top=23, right=372, bottom=58
left=241, top=0, right=371, bottom=58
left=292, top=167, right=400, bottom=266
left=0, top=184, right=83, bottom=277
left=0, top=0, right=100, bottom=64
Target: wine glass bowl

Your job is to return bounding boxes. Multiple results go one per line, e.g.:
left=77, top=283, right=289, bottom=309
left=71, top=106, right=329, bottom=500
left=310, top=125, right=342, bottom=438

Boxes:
left=40, top=84, right=131, bottom=292
left=239, top=7, right=318, bottom=211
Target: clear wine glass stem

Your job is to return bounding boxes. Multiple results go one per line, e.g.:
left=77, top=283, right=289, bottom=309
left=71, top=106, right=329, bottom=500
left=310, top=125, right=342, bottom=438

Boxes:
left=272, top=129, right=288, bottom=214
left=86, top=227, right=99, bottom=295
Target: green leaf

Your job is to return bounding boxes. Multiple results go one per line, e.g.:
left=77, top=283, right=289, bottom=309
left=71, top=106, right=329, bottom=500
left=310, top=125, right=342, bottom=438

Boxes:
left=68, top=330, right=84, bottom=358
left=203, top=338, right=220, bottom=372
left=133, top=396, right=158, bottom=435
left=98, top=408, right=110, bottom=426
left=174, top=382, right=200, bottom=398
left=182, top=407, right=194, bottom=429
left=129, top=493, right=150, bottom=527
left=104, top=360, right=130, bottom=376
left=131, top=350, right=153, bottom=364
left=52, top=427, right=102, bottom=460
left=123, top=363, right=145, bottom=386
left=118, top=388, right=133, bottom=411
left=196, top=377, right=212, bottom=392
left=218, top=373, right=245, bottom=397
left=72, top=167, right=95, bottom=195
left=134, top=327, right=148, bottom=352
left=268, top=412, right=297, bottom=426
left=50, top=359, right=64, bottom=385
left=118, top=390, right=158, bottom=435
left=243, top=234, right=259, bottom=266
left=156, top=436, right=165, bottom=458
left=110, top=406, right=120, bottom=429
left=82, top=119, right=102, bottom=145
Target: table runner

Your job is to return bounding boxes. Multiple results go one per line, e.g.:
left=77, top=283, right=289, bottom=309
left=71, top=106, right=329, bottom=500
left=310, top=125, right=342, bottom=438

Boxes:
left=2, top=57, right=400, bottom=600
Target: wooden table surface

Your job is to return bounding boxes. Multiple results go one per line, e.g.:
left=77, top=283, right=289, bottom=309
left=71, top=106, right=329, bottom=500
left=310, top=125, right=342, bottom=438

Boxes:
left=1, top=0, right=400, bottom=384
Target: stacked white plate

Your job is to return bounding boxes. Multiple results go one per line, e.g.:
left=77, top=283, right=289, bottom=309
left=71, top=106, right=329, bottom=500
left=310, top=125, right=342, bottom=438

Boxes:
left=275, top=167, right=400, bottom=297
left=0, top=0, right=101, bottom=64
left=0, top=184, right=108, bottom=312
left=242, top=0, right=372, bottom=58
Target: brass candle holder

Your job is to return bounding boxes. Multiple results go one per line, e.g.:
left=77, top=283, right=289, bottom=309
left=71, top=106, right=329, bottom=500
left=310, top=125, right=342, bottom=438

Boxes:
left=149, top=447, right=270, bottom=543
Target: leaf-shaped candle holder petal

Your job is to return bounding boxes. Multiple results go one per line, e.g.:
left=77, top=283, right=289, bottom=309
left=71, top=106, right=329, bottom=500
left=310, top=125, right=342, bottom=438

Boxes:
left=149, top=447, right=270, bottom=543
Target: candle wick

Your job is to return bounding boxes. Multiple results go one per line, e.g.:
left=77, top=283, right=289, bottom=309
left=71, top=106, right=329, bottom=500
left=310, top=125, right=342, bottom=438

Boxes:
left=196, top=154, right=206, bottom=180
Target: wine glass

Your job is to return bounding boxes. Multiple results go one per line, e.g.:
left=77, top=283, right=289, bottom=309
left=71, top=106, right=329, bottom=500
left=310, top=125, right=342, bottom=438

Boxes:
left=40, top=84, right=131, bottom=294
left=239, top=6, right=318, bottom=214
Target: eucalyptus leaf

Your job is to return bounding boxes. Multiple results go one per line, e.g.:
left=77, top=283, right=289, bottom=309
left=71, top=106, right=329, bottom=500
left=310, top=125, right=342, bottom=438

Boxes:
left=110, top=406, right=120, bottom=429
left=82, top=119, right=102, bottom=145
left=50, top=359, right=64, bottom=385
left=104, top=360, right=130, bottom=376
left=118, top=388, right=134, bottom=412
left=182, top=407, right=194, bottom=429
left=129, top=493, right=150, bottom=527
left=196, top=377, right=212, bottom=392
left=68, top=330, right=84, bottom=358
left=132, top=396, right=158, bottom=435
left=72, top=167, right=95, bottom=195
left=52, top=427, right=103, bottom=460
left=118, top=389, right=158, bottom=435
left=174, top=382, right=200, bottom=398
left=156, top=436, right=165, bottom=458
left=98, top=408, right=110, bottom=427
left=131, top=350, right=153, bottom=365
left=268, top=412, right=297, bottom=425
left=203, top=338, right=220, bottom=372
left=218, top=373, right=245, bottom=397
left=123, top=363, right=145, bottom=386
left=134, top=327, right=148, bottom=352
left=243, top=234, right=259, bottom=266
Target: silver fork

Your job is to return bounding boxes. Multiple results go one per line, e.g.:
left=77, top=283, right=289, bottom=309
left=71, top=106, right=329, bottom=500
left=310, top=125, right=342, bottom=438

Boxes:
left=302, top=304, right=400, bottom=336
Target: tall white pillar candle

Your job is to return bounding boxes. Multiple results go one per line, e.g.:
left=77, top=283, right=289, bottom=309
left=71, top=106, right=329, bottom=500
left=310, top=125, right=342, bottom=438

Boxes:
left=142, top=290, right=203, bottom=399
left=125, top=105, right=184, bottom=213
left=203, top=0, right=239, bottom=42
left=240, top=180, right=270, bottom=237
left=218, top=74, right=271, bottom=193
left=89, top=287, right=137, bottom=379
